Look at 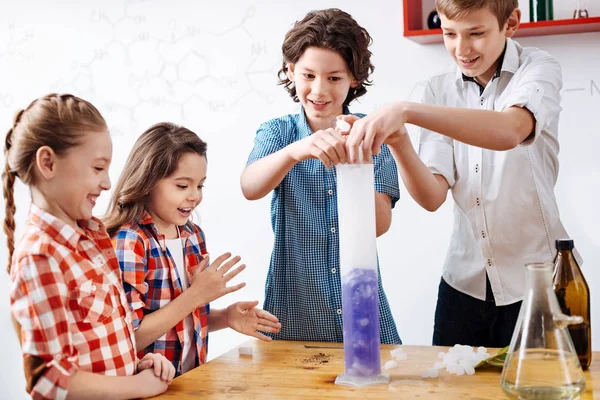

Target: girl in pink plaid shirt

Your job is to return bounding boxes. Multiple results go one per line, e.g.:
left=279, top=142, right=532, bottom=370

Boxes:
left=3, top=94, right=175, bottom=400
left=104, top=122, right=281, bottom=376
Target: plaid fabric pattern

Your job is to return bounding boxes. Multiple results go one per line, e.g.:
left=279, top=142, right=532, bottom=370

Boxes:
left=10, top=204, right=138, bottom=400
left=113, top=211, right=209, bottom=375
left=246, top=107, right=402, bottom=344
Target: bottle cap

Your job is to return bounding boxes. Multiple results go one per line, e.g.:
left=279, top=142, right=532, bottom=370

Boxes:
left=555, top=239, right=574, bottom=250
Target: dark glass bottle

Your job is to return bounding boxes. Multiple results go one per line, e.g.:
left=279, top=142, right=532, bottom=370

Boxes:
left=530, top=0, right=554, bottom=21
left=552, top=239, right=591, bottom=370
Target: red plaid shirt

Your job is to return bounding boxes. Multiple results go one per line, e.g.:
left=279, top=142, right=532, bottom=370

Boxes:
left=113, top=212, right=209, bottom=375
left=10, top=205, right=138, bottom=400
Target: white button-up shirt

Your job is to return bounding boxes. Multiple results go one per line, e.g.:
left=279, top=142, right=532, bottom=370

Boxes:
left=418, top=38, right=579, bottom=306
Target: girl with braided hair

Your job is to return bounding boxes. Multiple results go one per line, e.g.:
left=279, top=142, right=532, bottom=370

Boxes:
left=3, top=93, right=175, bottom=400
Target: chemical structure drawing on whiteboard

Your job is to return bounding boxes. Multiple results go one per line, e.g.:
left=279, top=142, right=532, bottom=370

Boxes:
left=563, top=80, right=600, bottom=97
left=0, top=20, right=35, bottom=109
left=0, top=0, right=279, bottom=137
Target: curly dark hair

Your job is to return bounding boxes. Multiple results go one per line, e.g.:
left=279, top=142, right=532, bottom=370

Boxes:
left=277, top=8, right=374, bottom=107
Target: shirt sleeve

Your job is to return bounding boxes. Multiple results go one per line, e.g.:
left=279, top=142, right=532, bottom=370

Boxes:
left=246, top=119, right=286, bottom=165
left=498, top=55, right=562, bottom=146
left=373, top=144, right=401, bottom=208
left=114, top=230, right=148, bottom=330
left=417, top=80, right=456, bottom=187
left=10, top=255, right=79, bottom=400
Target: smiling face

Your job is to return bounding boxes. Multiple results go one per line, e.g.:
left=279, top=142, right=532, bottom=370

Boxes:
left=41, top=129, right=112, bottom=228
left=147, top=152, right=207, bottom=239
left=440, top=6, right=519, bottom=86
left=288, top=46, right=358, bottom=132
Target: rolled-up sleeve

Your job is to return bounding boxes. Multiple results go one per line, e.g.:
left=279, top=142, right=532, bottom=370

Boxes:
left=499, top=56, right=562, bottom=146
left=246, top=120, right=286, bottom=165
left=418, top=80, right=456, bottom=187
left=114, top=230, right=148, bottom=330
left=11, top=255, right=79, bottom=400
left=373, top=144, right=400, bottom=208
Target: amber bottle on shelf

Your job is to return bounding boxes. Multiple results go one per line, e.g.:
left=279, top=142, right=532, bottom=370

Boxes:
left=552, top=239, right=592, bottom=370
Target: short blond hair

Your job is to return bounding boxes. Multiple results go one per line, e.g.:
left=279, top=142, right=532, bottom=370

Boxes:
left=436, top=0, right=518, bottom=29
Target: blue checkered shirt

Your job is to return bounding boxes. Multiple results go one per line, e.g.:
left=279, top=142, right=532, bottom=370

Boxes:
left=246, top=107, right=402, bottom=344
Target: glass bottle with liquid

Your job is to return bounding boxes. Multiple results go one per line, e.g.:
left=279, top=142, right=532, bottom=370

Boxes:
left=334, top=152, right=388, bottom=387
left=553, top=239, right=592, bottom=370
left=500, top=262, right=586, bottom=399
left=530, top=0, right=553, bottom=21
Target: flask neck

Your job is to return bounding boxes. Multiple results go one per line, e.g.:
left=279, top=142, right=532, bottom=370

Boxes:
left=526, top=262, right=585, bottom=328
left=526, top=262, right=554, bottom=291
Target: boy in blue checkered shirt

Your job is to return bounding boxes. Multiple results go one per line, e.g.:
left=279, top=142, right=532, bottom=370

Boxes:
left=240, top=8, right=401, bottom=344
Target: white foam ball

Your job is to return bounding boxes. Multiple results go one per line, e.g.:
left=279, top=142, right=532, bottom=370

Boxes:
left=336, top=119, right=351, bottom=132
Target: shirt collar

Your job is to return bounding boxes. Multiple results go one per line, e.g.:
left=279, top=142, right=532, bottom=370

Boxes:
left=455, top=38, right=519, bottom=89
left=28, top=203, right=103, bottom=249
left=138, top=210, right=194, bottom=250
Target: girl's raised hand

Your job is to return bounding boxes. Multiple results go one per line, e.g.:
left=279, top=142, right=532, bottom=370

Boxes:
left=226, top=300, right=282, bottom=341
left=190, top=252, right=246, bottom=305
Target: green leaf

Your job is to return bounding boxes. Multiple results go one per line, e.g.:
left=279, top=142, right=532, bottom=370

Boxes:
left=475, top=345, right=510, bottom=369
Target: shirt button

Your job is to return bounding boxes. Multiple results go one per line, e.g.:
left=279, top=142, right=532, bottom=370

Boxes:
left=125, top=316, right=131, bottom=323
left=481, top=231, right=486, bottom=238
left=328, top=189, right=333, bottom=195
left=55, top=354, right=62, bottom=361
left=91, top=284, right=97, bottom=292
left=331, top=268, right=336, bottom=274
left=336, top=309, right=342, bottom=315
left=476, top=198, right=481, bottom=206
left=487, top=259, right=492, bottom=266
left=330, top=227, right=336, bottom=233
left=475, top=164, right=479, bottom=173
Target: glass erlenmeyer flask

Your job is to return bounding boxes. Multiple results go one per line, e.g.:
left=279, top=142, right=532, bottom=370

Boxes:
left=573, top=0, right=589, bottom=18
left=334, top=155, right=388, bottom=387
left=500, top=262, right=586, bottom=399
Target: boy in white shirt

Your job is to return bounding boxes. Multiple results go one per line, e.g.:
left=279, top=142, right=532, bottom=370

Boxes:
left=343, top=0, right=578, bottom=347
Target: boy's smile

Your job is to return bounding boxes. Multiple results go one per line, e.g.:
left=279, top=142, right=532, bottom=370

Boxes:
left=440, top=6, right=520, bottom=87
left=287, top=46, right=358, bottom=132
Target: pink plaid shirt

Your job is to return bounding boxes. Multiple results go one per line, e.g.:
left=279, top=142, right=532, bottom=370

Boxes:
left=10, top=204, right=138, bottom=400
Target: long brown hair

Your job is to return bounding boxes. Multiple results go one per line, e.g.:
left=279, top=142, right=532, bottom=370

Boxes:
left=104, top=122, right=207, bottom=237
left=3, top=94, right=107, bottom=273
left=278, top=8, right=374, bottom=107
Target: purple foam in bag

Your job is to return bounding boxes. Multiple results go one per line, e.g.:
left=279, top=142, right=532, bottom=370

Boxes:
left=335, top=162, right=388, bottom=387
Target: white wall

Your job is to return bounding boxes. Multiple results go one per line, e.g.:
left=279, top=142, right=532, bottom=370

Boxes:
left=1, top=1, right=598, bottom=398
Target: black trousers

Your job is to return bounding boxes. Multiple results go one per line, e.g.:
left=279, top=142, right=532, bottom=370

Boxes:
left=432, top=277, right=522, bottom=348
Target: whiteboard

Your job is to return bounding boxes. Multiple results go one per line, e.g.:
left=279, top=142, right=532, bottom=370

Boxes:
left=0, top=1, right=598, bottom=397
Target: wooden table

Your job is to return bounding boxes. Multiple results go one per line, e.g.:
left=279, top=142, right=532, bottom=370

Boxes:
left=151, top=340, right=600, bottom=399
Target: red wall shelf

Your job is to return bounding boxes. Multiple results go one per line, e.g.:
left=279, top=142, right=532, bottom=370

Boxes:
left=403, top=0, right=600, bottom=44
